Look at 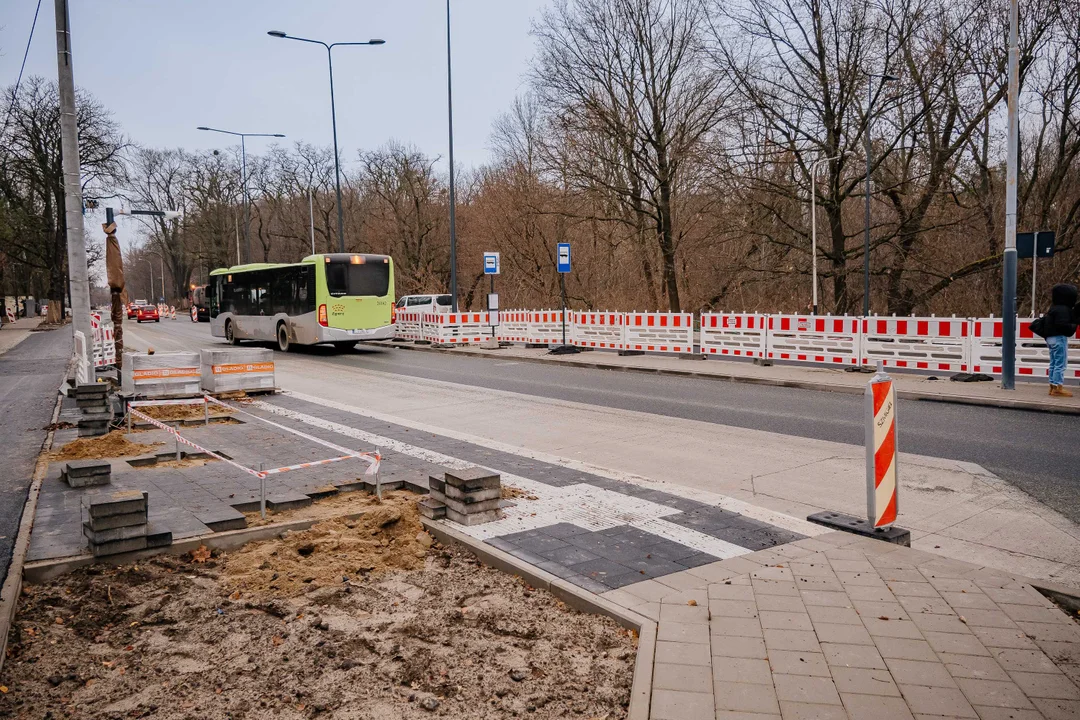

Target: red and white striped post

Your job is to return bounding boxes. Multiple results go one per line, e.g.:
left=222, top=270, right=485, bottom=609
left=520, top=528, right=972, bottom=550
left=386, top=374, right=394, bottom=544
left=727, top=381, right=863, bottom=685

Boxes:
left=865, top=362, right=899, bottom=528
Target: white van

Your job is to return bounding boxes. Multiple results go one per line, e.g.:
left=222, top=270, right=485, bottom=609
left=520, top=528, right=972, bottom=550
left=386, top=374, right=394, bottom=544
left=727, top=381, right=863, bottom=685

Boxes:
left=394, top=294, right=453, bottom=316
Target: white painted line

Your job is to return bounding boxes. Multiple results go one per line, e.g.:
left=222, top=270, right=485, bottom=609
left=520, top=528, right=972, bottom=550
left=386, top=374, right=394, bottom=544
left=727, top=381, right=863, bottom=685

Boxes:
left=279, top=389, right=826, bottom=536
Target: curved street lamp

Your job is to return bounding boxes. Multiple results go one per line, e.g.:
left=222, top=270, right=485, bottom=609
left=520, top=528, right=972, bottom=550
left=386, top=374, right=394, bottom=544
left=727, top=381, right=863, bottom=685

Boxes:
left=268, top=31, right=385, bottom=253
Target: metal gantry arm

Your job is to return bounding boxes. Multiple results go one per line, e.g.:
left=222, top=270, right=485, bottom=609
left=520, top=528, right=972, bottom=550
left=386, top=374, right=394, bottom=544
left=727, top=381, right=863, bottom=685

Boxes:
left=267, top=31, right=384, bottom=253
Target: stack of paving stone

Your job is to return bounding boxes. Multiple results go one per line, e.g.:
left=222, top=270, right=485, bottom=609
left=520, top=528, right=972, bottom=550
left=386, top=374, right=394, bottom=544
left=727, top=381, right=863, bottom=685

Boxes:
left=422, top=467, right=502, bottom=526
left=83, top=490, right=172, bottom=557
left=73, top=383, right=111, bottom=437
left=62, top=459, right=111, bottom=488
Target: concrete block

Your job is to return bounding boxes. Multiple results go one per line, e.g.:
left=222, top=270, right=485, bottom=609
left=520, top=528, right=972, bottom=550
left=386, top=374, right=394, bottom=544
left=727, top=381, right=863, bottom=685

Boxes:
left=64, top=459, right=111, bottom=478
left=441, top=495, right=503, bottom=514
left=64, top=471, right=111, bottom=488
left=88, top=490, right=148, bottom=519
left=86, top=510, right=147, bottom=531
left=83, top=521, right=148, bottom=544
left=126, top=454, right=159, bottom=468
left=444, top=507, right=501, bottom=526
left=146, top=524, right=173, bottom=549
left=332, top=478, right=368, bottom=493
left=265, top=492, right=312, bottom=513
left=418, top=498, right=446, bottom=520
left=443, top=467, right=501, bottom=491
left=443, top=484, right=501, bottom=502
left=90, top=535, right=148, bottom=557
left=428, top=475, right=446, bottom=494
left=193, top=505, right=247, bottom=532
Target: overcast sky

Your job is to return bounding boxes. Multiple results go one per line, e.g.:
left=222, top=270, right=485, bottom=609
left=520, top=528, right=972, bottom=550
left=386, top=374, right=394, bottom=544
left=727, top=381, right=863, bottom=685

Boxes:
left=1, top=0, right=549, bottom=169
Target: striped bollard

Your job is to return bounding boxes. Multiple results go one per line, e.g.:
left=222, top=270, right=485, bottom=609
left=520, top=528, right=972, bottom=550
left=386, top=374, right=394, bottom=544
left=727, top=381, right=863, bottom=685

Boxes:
left=866, top=362, right=899, bottom=528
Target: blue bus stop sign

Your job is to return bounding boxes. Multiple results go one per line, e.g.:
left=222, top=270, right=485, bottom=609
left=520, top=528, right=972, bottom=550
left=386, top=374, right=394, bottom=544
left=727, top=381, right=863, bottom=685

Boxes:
left=557, top=243, right=571, bottom=273
left=483, top=252, right=500, bottom=275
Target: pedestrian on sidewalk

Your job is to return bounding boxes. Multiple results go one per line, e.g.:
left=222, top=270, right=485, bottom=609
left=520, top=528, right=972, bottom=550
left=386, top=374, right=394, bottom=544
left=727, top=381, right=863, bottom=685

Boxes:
left=1032, top=283, right=1077, bottom=397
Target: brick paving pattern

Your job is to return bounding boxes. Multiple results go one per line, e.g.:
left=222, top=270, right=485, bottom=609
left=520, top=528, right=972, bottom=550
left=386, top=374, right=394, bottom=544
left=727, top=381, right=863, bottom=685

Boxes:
left=599, top=531, right=1080, bottom=720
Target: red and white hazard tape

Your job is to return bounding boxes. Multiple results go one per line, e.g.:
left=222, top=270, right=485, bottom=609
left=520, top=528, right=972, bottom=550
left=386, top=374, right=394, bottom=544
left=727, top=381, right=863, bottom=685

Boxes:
left=128, top=406, right=267, bottom=479
left=203, top=395, right=381, bottom=476
left=129, top=397, right=208, bottom=408
left=262, top=454, right=356, bottom=476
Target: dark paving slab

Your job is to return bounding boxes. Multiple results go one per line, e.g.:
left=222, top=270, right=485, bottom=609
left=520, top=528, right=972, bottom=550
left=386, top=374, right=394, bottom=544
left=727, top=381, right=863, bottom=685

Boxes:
left=0, top=328, right=69, bottom=584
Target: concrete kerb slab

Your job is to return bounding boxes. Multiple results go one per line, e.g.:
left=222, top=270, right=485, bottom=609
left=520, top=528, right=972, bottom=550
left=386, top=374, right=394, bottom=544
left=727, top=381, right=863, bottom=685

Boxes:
left=422, top=518, right=656, bottom=720
left=0, top=362, right=67, bottom=677
left=387, top=341, right=1080, bottom=416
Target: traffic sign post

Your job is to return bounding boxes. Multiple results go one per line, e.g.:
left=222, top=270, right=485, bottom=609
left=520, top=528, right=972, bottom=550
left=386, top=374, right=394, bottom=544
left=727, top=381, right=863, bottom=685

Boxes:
left=1016, top=231, right=1055, bottom=315
left=551, top=243, right=579, bottom=355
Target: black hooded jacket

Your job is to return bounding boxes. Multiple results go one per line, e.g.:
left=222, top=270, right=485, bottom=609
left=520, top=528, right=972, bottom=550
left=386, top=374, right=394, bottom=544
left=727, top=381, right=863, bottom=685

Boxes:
left=1044, top=283, right=1078, bottom=338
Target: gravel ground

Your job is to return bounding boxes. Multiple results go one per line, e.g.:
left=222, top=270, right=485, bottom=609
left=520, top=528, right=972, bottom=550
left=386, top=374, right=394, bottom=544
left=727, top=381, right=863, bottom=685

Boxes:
left=0, top=521, right=636, bottom=720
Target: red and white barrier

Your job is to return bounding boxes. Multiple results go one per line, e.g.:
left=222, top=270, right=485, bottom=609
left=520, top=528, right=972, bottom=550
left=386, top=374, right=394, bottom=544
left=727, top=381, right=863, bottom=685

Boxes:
left=393, top=310, right=425, bottom=341
left=573, top=311, right=624, bottom=350
left=422, top=312, right=491, bottom=345
left=526, top=309, right=572, bottom=346
left=970, top=318, right=1080, bottom=380
left=767, top=315, right=861, bottom=365
left=622, top=312, right=694, bottom=354
left=865, top=370, right=899, bottom=528
left=861, top=317, right=969, bottom=372
left=700, top=313, right=768, bottom=359
left=496, top=310, right=530, bottom=344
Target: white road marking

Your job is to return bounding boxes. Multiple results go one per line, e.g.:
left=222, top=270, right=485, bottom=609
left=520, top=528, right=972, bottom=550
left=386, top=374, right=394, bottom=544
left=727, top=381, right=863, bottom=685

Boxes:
left=251, top=399, right=751, bottom=558
left=278, top=389, right=825, bottom=536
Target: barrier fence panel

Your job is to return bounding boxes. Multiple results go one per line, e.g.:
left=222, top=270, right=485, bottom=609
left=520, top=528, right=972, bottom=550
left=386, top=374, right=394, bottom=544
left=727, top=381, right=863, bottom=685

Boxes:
left=422, top=312, right=491, bottom=345
left=970, top=317, right=1080, bottom=380
left=861, top=317, right=969, bottom=372
left=767, top=315, right=861, bottom=365
left=393, top=310, right=424, bottom=341
left=623, top=312, right=694, bottom=354
left=573, top=311, right=624, bottom=350
left=526, top=310, right=572, bottom=345
left=496, top=310, right=530, bottom=344
left=699, top=313, right=768, bottom=359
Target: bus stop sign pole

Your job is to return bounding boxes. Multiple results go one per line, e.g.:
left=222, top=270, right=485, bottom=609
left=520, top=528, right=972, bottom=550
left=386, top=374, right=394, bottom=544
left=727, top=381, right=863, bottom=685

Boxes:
left=551, top=243, right=578, bottom=355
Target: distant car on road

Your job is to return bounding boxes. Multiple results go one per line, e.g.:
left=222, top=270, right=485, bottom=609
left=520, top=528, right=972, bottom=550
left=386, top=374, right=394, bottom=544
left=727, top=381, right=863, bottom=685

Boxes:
left=134, top=304, right=160, bottom=323
left=394, top=294, right=453, bottom=318
left=127, top=303, right=138, bottom=319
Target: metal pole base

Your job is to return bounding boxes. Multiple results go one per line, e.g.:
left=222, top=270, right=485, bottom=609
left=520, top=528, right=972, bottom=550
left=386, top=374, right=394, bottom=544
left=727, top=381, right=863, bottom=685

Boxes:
left=549, top=344, right=580, bottom=355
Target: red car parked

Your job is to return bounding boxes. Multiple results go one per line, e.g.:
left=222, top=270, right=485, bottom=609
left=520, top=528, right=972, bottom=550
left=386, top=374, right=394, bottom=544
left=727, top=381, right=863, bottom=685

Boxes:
left=135, top=305, right=160, bottom=323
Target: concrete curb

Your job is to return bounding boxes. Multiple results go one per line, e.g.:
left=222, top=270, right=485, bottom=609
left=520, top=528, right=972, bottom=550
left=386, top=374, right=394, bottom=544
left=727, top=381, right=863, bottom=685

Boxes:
left=0, top=365, right=67, bottom=677
left=387, top=341, right=1080, bottom=416
left=422, top=519, right=655, bottom=720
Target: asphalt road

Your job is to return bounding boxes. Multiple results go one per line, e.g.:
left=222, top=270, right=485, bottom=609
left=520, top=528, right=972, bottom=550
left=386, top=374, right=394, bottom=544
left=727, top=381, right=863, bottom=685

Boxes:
left=133, top=320, right=1080, bottom=524
left=0, top=328, right=69, bottom=588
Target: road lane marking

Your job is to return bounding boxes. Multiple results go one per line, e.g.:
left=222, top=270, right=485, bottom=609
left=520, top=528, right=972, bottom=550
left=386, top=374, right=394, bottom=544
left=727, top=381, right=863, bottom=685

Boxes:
left=248, top=399, right=754, bottom=558
left=270, top=390, right=825, bottom=537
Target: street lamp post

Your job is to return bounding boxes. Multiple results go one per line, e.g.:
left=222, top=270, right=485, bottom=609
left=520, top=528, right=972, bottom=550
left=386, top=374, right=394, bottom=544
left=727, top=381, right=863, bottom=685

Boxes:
left=197, top=127, right=285, bottom=264
left=810, top=153, right=844, bottom=315
left=445, top=0, right=459, bottom=312
left=1001, top=0, right=1020, bottom=390
left=864, top=73, right=898, bottom=317
left=268, top=30, right=385, bottom=253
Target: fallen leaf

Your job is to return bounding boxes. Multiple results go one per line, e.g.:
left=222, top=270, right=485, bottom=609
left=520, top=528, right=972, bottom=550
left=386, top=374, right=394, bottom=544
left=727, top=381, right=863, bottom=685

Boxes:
left=878, top=616, right=890, bottom=621
left=191, top=546, right=211, bottom=564
left=687, top=599, right=698, bottom=606
left=124, top=645, right=134, bottom=652
left=84, top=679, right=95, bottom=688
left=229, top=591, right=242, bottom=601
left=0, top=686, right=7, bottom=694
left=271, top=636, right=284, bottom=647
left=54, top=617, right=63, bottom=625
left=102, top=661, right=114, bottom=668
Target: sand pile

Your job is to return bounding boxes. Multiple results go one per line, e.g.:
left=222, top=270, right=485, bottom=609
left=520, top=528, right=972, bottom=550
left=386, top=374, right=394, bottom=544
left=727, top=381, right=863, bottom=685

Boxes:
left=49, top=431, right=160, bottom=461
left=136, top=404, right=233, bottom=422
left=224, top=498, right=428, bottom=598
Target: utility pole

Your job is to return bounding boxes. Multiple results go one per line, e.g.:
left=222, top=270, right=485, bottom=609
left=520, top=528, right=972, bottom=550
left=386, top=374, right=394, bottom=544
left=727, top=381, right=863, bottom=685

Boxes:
left=1001, top=0, right=1020, bottom=390
left=446, top=0, right=459, bottom=311
left=54, top=0, right=93, bottom=351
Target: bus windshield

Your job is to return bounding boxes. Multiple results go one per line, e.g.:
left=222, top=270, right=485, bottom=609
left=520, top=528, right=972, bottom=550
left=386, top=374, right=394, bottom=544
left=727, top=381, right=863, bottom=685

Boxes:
left=326, top=260, right=390, bottom=297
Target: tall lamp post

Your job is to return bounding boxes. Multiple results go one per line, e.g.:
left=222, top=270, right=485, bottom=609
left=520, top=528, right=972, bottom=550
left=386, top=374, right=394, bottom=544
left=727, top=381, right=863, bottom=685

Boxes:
left=863, top=73, right=898, bottom=317
left=197, top=127, right=285, bottom=265
left=268, top=30, right=384, bottom=253
left=1001, top=0, right=1020, bottom=390
left=445, top=0, right=459, bottom=312
left=810, top=153, right=845, bottom=315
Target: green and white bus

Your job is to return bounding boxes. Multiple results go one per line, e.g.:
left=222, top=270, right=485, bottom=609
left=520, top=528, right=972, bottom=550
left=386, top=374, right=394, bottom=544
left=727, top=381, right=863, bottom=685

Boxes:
left=208, top=253, right=395, bottom=351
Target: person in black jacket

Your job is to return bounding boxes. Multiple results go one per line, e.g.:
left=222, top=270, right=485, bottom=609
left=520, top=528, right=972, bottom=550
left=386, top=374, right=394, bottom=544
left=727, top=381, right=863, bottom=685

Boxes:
left=1044, top=283, right=1077, bottom=397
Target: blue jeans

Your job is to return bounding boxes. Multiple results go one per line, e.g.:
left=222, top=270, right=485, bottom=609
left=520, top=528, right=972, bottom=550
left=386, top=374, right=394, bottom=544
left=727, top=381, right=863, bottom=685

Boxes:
left=1047, top=335, right=1068, bottom=386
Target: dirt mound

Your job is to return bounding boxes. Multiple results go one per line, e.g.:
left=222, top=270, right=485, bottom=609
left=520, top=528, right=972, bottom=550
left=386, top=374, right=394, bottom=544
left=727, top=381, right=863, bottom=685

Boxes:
left=1, top=545, right=635, bottom=719
left=225, top=498, right=428, bottom=598
left=49, top=431, right=160, bottom=461
left=135, top=404, right=232, bottom=422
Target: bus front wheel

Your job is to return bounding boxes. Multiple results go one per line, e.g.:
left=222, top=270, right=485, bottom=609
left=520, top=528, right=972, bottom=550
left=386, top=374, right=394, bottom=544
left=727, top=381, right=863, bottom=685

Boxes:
left=277, top=323, right=292, bottom=352
left=225, top=320, right=240, bottom=345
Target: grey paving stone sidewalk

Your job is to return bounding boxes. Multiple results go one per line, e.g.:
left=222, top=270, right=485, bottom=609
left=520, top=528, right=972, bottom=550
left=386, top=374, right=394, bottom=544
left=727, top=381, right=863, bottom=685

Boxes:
left=593, top=530, right=1080, bottom=720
